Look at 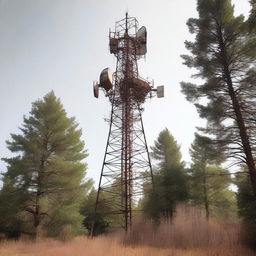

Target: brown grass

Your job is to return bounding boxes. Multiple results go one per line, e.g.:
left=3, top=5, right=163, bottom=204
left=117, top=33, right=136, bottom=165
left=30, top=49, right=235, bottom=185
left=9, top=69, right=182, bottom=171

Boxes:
left=125, top=205, right=239, bottom=248
left=0, top=236, right=255, bottom=256
left=0, top=205, right=255, bottom=256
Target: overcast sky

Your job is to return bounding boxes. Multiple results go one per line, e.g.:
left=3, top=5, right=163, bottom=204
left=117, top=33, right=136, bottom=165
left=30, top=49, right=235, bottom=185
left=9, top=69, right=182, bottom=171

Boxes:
left=0, top=0, right=250, bottom=184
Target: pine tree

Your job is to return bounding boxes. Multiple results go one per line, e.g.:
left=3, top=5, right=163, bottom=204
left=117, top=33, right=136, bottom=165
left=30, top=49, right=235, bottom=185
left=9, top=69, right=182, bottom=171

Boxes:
left=189, top=134, right=236, bottom=220
left=235, top=173, right=256, bottom=248
left=248, top=0, right=256, bottom=31
left=181, top=0, right=256, bottom=196
left=81, top=188, right=114, bottom=236
left=0, top=91, right=91, bottom=239
left=151, top=128, right=182, bottom=171
left=143, top=129, right=189, bottom=222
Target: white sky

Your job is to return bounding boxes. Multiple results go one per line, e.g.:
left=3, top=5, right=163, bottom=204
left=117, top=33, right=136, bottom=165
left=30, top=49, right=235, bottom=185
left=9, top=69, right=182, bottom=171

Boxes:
left=0, top=0, right=250, bottom=184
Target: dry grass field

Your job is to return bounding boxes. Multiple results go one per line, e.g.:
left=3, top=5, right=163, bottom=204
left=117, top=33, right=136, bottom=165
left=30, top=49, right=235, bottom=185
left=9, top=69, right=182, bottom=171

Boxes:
left=0, top=235, right=255, bottom=256
left=0, top=206, right=255, bottom=256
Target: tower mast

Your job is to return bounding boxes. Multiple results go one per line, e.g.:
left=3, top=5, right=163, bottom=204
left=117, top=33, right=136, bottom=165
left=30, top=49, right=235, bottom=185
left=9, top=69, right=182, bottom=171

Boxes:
left=92, top=13, right=164, bottom=235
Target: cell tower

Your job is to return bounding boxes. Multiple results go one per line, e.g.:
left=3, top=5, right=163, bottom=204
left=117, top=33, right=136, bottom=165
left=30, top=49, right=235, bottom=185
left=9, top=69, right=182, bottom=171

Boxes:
left=92, top=13, right=164, bottom=233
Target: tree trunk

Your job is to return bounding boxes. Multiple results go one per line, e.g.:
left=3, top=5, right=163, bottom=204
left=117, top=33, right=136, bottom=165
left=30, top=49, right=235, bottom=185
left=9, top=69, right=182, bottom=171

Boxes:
left=33, top=156, right=45, bottom=240
left=33, top=210, right=40, bottom=240
left=225, top=77, right=256, bottom=197
left=203, top=175, right=209, bottom=221
left=217, top=23, right=256, bottom=197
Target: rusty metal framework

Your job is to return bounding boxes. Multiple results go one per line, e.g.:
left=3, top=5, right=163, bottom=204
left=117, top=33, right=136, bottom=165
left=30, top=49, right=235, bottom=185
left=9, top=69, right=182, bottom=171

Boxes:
left=92, top=13, right=156, bottom=234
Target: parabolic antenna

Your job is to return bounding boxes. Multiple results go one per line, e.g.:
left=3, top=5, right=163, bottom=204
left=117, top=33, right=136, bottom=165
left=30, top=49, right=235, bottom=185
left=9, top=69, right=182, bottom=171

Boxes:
left=93, top=81, right=99, bottom=98
left=137, top=26, right=147, bottom=39
left=100, top=68, right=113, bottom=91
left=136, top=26, right=147, bottom=55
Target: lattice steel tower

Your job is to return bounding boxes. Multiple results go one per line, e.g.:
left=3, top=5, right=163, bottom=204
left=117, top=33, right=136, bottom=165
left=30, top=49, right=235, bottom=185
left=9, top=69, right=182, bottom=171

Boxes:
left=92, top=13, right=164, bottom=233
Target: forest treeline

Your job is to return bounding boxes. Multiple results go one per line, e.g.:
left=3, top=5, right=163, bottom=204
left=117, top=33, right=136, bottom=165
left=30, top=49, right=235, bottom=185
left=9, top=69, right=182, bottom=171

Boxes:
left=1, top=0, right=256, bottom=249
left=0, top=93, right=237, bottom=240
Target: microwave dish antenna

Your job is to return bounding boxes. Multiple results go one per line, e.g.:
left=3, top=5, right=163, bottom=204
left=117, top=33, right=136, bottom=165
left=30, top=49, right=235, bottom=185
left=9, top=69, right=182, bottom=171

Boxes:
left=136, top=26, right=147, bottom=55
left=93, top=81, right=99, bottom=98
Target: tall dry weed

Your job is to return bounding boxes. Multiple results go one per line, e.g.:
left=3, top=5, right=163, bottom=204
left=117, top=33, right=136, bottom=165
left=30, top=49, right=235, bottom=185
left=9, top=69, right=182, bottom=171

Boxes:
left=123, top=204, right=248, bottom=254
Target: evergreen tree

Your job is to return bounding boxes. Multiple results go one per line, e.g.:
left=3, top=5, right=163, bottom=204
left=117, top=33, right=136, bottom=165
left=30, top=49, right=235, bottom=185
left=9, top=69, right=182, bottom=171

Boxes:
left=81, top=179, right=124, bottom=236
left=0, top=181, right=24, bottom=238
left=0, top=92, right=91, bottom=239
left=189, top=134, right=236, bottom=220
left=151, top=128, right=182, bottom=171
left=143, top=165, right=189, bottom=222
left=181, top=0, right=256, bottom=196
left=235, top=173, right=256, bottom=248
left=248, top=0, right=256, bottom=31
left=81, top=188, right=113, bottom=236
left=143, top=129, right=189, bottom=222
